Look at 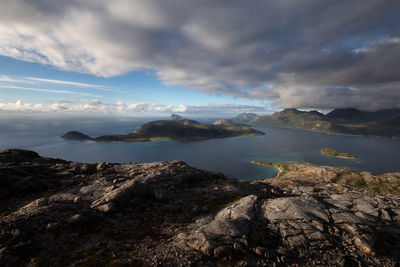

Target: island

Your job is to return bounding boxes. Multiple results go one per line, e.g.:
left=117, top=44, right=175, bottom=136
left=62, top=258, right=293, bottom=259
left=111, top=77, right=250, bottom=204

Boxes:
left=62, top=115, right=265, bottom=142
left=320, top=147, right=357, bottom=159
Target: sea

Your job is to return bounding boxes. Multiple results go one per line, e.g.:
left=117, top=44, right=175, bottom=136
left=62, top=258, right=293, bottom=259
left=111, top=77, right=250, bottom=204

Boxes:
left=1, top=116, right=399, bottom=180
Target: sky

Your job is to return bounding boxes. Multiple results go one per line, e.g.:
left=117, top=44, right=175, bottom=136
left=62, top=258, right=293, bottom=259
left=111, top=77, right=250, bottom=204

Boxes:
left=0, top=0, right=400, bottom=117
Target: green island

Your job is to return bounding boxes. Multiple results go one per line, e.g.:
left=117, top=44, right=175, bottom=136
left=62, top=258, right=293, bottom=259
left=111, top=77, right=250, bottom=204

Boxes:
left=320, top=147, right=357, bottom=159
left=62, top=115, right=264, bottom=142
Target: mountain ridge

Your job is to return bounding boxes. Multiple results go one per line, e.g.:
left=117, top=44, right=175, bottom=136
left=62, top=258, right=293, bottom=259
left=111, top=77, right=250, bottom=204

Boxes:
left=249, top=108, right=400, bottom=138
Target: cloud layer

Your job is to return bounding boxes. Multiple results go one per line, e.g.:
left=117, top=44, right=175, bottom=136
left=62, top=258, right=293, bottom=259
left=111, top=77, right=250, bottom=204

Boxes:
left=0, top=100, right=268, bottom=117
left=1, top=0, right=400, bottom=110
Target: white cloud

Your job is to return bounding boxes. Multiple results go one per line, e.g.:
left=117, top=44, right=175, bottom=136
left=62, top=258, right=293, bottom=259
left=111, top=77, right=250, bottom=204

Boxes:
left=0, top=100, right=44, bottom=111
left=0, top=100, right=108, bottom=114
left=27, top=77, right=125, bottom=93
left=0, top=75, right=17, bottom=83
left=0, top=84, right=101, bottom=97
left=173, top=104, right=187, bottom=113
left=0, top=75, right=34, bottom=84
left=0, top=75, right=124, bottom=93
left=0, top=100, right=270, bottom=116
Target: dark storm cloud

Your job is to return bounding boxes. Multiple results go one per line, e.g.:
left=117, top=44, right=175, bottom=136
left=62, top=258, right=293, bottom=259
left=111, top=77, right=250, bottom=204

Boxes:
left=1, top=0, right=400, bottom=110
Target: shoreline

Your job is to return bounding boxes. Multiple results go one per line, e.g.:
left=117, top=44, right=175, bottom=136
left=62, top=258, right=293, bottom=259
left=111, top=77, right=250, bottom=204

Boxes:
left=251, top=160, right=282, bottom=178
left=251, top=125, right=398, bottom=139
left=323, top=154, right=357, bottom=160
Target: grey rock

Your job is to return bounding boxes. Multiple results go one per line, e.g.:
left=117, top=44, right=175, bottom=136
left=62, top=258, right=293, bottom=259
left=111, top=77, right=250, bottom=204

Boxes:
left=96, top=162, right=108, bottom=171
left=68, top=214, right=88, bottom=225
left=49, top=193, right=77, bottom=203
left=73, top=196, right=82, bottom=204
left=380, top=209, right=392, bottom=221
left=80, top=163, right=96, bottom=174
left=331, top=212, right=362, bottom=224
left=202, top=219, right=249, bottom=237
left=213, top=245, right=231, bottom=258
left=215, top=195, right=257, bottom=221
left=97, top=202, right=116, bottom=213
left=263, top=196, right=329, bottom=223
left=325, top=194, right=353, bottom=209
left=278, top=223, right=301, bottom=238
left=24, top=197, right=48, bottom=209
left=306, top=231, right=328, bottom=241
left=354, top=211, right=377, bottom=223
left=354, top=198, right=378, bottom=217
left=2, top=149, right=400, bottom=266
left=286, top=235, right=306, bottom=247
left=392, top=208, right=400, bottom=222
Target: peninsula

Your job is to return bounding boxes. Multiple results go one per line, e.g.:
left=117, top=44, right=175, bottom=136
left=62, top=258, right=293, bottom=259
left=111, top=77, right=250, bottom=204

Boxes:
left=62, top=115, right=264, bottom=142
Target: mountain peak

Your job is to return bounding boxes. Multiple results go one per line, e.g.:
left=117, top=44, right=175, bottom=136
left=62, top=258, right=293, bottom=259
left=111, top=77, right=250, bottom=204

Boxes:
left=213, top=119, right=234, bottom=126
left=281, top=108, right=300, bottom=113
left=231, top=113, right=259, bottom=124
left=170, top=114, right=184, bottom=120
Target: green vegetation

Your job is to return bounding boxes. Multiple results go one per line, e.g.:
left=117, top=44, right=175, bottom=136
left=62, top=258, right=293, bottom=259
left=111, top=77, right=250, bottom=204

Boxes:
left=62, top=117, right=265, bottom=142
left=320, top=147, right=357, bottom=159
left=341, top=175, right=400, bottom=195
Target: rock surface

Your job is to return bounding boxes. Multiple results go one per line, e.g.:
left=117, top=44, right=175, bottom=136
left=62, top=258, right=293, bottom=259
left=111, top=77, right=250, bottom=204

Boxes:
left=0, top=149, right=399, bottom=266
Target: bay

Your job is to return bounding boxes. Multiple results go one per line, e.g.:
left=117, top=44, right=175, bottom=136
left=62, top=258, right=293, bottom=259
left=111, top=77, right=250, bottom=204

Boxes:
left=1, top=116, right=399, bottom=180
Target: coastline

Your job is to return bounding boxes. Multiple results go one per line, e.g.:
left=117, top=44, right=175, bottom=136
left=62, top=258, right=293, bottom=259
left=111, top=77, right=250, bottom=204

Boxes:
left=251, top=160, right=282, bottom=178
left=323, top=154, right=357, bottom=160
left=251, top=124, right=398, bottom=139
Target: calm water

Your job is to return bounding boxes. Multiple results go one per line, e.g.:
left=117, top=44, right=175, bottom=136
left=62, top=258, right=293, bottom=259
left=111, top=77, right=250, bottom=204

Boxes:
left=1, top=116, right=399, bottom=180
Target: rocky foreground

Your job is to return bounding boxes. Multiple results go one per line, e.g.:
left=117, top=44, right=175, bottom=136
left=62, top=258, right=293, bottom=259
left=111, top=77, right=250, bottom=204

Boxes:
left=1, top=149, right=400, bottom=266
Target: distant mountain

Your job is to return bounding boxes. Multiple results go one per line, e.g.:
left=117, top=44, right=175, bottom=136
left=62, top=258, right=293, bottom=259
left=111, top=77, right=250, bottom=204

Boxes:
left=326, top=108, right=373, bottom=122
left=62, top=117, right=264, bottom=142
left=372, top=109, right=400, bottom=119
left=308, top=110, right=325, bottom=117
left=250, top=109, right=332, bottom=133
left=334, top=115, right=400, bottom=138
left=230, top=113, right=259, bottom=124
left=213, top=119, right=235, bottom=126
left=250, top=108, right=400, bottom=138
left=327, top=108, right=400, bottom=123
left=170, top=114, right=184, bottom=120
